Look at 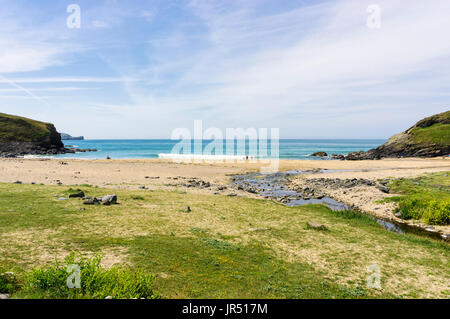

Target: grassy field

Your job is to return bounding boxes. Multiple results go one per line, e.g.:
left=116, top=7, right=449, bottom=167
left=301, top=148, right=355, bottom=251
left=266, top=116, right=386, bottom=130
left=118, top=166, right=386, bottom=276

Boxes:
left=385, top=172, right=450, bottom=225
left=0, top=183, right=449, bottom=299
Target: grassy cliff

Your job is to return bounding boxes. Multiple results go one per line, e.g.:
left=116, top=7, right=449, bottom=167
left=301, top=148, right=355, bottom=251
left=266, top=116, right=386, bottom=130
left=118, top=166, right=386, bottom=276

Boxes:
left=0, top=113, right=64, bottom=156
left=366, top=110, right=450, bottom=158
left=0, top=113, right=55, bottom=142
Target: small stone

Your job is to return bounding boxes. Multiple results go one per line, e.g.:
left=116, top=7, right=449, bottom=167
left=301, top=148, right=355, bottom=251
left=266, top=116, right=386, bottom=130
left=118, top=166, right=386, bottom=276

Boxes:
left=58, top=197, right=68, bottom=201
left=69, top=191, right=85, bottom=198
left=394, top=212, right=402, bottom=218
left=0, top=294, right=10, bottom=299
left=138, top=186, right=146, bottom=189
left=105, top=296, right=113, bottom=299
left=248, top=227, right=270, bottom=232
left=100, top=194, right=117, bottom=205
left=306, top=222, right=328, bottom=231
left=13, top=181, right=22, bottom=184
left=376, top=184, right=389, bottom=193
left=227, top=193, right=237, bottom=197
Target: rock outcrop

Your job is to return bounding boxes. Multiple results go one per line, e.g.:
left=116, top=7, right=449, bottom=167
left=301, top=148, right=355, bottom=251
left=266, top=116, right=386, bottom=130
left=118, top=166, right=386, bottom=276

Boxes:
left=0, top=113, right=66, bottom=157
left=338, top=110, right=450, bottom=160
left=311, top=152, right=328, bottom=157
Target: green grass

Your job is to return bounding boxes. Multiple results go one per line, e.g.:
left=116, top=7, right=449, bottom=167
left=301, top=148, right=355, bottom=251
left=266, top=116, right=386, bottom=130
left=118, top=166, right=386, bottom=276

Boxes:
left=0, top=112, right=53, bottom=142
left=384, top=172, right=450, bottom=225
left=8, top=253, right=158, bottom=299
left=406, top=110, right=450, bottom=147
left=410, top=123, right=450, bottom=147
left=0, top=182, right=448, bottom=298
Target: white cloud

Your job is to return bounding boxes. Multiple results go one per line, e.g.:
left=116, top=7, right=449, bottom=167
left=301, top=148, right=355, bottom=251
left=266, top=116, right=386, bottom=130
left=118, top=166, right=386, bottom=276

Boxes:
left=118, top=0, right=450, bottom=138
left=1, top=0, right=449, bottom=138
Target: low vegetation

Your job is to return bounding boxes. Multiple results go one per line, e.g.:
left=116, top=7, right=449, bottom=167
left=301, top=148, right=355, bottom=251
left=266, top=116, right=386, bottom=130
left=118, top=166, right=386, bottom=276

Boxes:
left=408, top=110, right=450, bottom=148
left=410, top=123, right=450, bottom=148
left=386, top=172, right=450, bottom=225
left=0, top=112, right=52, bottom=142
left=20, top=253, right=157, bottom=299
left=0, top=182, right=448, bottom=298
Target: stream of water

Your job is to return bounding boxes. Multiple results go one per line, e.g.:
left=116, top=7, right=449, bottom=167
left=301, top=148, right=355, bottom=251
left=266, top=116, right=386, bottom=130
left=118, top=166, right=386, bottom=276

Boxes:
left=232, top=170, right=406, bottom=234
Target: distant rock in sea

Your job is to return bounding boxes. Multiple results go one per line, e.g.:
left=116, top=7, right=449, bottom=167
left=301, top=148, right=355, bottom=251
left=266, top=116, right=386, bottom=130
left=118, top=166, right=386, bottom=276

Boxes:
left=311, top=152, right=328, bottom=157
left=60, top=133, right=84, bottom=140
left=339, top=110, right=450, bottom=160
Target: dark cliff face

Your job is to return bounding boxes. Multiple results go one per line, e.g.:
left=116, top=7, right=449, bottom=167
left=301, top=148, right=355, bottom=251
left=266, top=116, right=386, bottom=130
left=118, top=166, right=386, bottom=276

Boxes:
left=42, top=123, right=64, bottom=149
left=0, top=113, right=66, bottom=157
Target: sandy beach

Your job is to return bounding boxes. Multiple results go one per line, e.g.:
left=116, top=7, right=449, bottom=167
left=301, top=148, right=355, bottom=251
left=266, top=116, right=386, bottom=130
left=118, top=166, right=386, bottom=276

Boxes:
left=1, top=157, right=449, bottom=233
left=1, top=157, right=449, bottom=188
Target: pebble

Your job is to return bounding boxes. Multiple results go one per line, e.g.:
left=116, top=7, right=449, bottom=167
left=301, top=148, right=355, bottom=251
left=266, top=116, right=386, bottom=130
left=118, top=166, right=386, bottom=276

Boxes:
left=69, top=191, right=85, bottom=198
left=306, top=222, right=328, bottom=231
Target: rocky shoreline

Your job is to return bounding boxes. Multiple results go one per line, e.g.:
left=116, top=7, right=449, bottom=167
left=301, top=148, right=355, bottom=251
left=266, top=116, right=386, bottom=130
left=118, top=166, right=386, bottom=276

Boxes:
left=230, top=169, right=449, bottom=241
left=0, top=143, right=98, bottom=158
left=288, top=174, right=449, bottom=241
left=309, top=111, right=450, bottom=160
left=0, top=112, right=96, bottom=158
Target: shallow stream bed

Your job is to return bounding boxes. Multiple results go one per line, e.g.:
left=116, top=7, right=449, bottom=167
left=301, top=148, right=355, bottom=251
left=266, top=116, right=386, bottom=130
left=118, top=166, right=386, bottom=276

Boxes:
left=232, top=170, right=446, bottom=240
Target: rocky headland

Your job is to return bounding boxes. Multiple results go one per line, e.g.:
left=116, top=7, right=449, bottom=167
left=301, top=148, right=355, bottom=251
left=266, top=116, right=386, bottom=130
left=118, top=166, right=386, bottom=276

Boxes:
left=330, top=110, right=450, bottom=160
left=0, top=113, right=94, bottom=157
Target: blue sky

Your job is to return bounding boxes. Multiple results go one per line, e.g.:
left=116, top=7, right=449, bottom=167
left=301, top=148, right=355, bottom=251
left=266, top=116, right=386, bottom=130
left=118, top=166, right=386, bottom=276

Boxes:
left=0, top=0, right=449, bottom=139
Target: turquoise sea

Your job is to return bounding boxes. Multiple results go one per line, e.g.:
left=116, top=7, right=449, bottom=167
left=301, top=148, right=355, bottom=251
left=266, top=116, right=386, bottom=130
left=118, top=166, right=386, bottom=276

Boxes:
left=51, top=139, right=386, bottom=160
